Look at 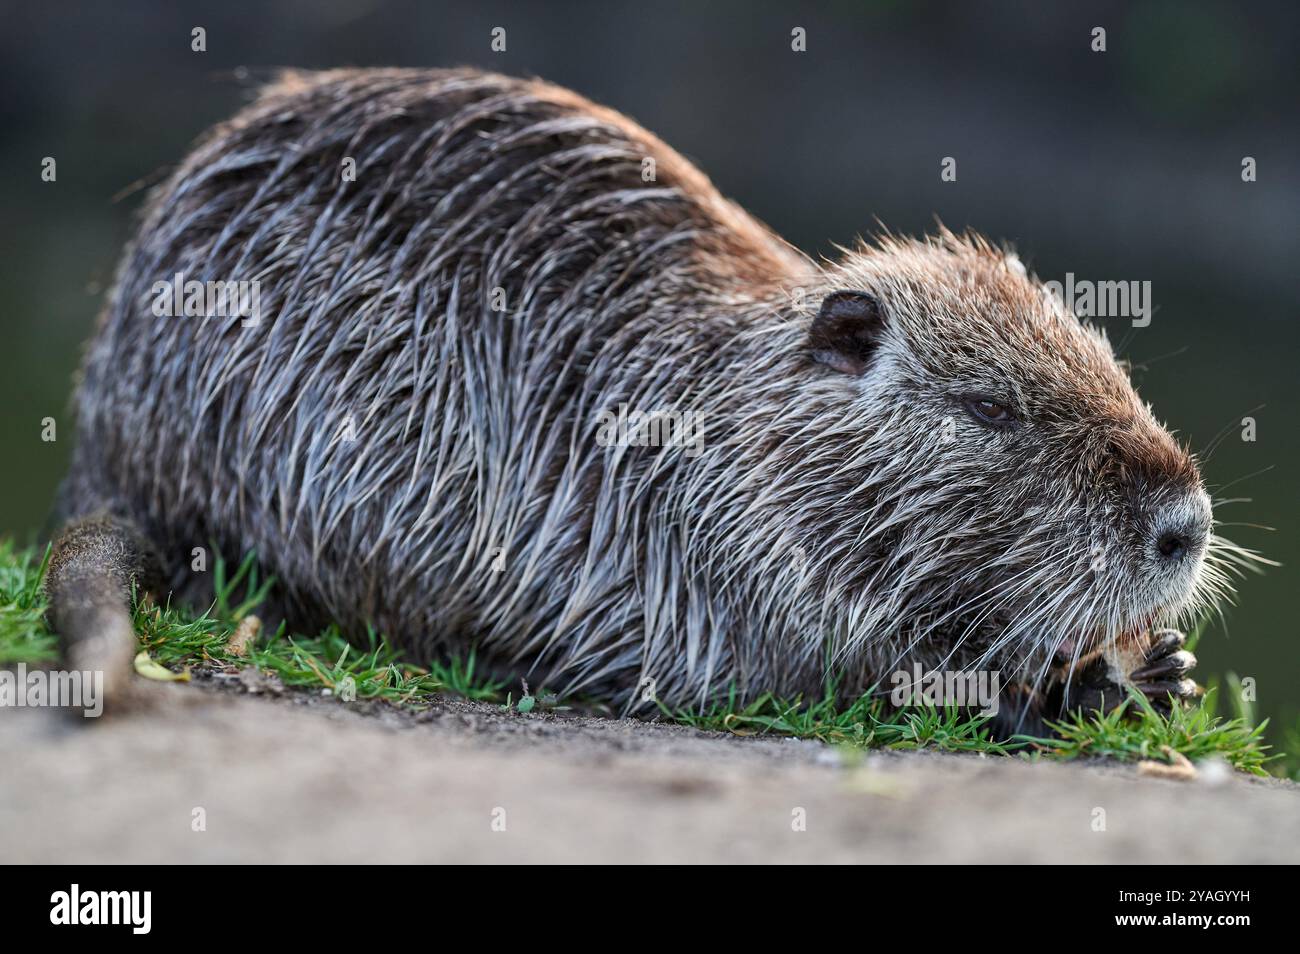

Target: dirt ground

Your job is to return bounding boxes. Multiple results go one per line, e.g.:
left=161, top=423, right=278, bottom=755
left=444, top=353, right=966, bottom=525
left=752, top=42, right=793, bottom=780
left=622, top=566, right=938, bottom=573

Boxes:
left=3, top=676, right=1298, bottom=864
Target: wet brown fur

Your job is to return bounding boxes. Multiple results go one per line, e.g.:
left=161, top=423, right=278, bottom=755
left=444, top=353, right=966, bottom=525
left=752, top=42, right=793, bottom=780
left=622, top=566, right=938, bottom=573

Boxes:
left=44, top=68, right=1244, bottom=727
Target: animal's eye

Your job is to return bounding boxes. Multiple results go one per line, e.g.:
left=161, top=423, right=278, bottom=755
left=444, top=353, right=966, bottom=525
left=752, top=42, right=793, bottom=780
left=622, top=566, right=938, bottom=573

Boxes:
left=964, top=396, right=1017, bottom=428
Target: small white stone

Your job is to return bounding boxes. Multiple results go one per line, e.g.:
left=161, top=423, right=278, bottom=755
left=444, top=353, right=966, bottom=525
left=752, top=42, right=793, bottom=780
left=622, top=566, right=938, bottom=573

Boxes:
left=1197, top=757, right=1232, bottom=786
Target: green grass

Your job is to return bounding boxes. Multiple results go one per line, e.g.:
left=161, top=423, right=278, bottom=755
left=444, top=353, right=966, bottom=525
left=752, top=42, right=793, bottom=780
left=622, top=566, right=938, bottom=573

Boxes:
left=669, top=684, right=1019, bottom=754
left=0, top=541, right=58, bottom=664
left=137, top=552, right=507, bottom=705
left=2, top=541, right=504, bottom=708
left=670, top=682, right=1281, bottom=777
left=1024, top=689, right=1273, bottom=776
left=0, top=540, right=1290, bottom=777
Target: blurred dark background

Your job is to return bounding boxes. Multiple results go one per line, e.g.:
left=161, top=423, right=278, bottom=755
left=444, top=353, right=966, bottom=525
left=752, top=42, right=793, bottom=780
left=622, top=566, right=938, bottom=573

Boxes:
left=1, top=1, right=1296, bottom=738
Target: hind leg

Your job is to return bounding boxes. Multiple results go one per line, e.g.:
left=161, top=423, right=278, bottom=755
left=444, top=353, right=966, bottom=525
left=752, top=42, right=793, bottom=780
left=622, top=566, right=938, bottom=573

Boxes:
left=44, top=515, right=164, bottom=714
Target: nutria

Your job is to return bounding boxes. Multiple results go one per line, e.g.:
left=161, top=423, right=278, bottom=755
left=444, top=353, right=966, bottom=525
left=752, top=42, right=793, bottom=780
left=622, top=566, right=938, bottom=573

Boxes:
left=46, top=67, right=1253, bottom=733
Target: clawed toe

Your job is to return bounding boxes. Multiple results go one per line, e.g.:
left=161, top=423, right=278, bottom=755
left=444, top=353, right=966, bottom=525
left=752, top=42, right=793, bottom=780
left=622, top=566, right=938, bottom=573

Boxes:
left=1128, top=629, right=1201, bottom=711
left=1145, top=628, right=1186, bottom=659
left=1130, top=648, right=1197, bottom=682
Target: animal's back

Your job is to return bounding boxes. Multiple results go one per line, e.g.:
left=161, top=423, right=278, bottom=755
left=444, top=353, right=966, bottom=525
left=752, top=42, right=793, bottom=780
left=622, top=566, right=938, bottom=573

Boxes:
left=62, top=67, right=804, bottom=692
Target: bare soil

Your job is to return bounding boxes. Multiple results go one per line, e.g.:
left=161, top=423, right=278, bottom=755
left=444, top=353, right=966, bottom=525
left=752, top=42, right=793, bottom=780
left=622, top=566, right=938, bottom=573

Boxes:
left=3, top=677, right=1298, bottom=864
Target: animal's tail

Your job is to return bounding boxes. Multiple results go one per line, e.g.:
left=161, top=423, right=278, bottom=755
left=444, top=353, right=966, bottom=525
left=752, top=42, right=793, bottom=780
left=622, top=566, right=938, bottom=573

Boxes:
left=44, top=516, right=161, bottom=711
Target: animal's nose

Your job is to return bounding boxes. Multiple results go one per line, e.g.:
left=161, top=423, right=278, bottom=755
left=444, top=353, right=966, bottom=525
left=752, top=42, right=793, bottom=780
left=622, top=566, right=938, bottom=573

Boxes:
left=1150, top=491, right=1211, bottom=563
left=1156, top=528, right=1194, bottom=561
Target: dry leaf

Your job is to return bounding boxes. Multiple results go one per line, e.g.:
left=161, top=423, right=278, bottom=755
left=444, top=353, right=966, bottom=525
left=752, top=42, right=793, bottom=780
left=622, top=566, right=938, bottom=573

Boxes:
left=227, top=615, right=262, bottom=656
left=133, top=652, right=191, bottom=682
left=1137, top=746, right=1197, bottom=781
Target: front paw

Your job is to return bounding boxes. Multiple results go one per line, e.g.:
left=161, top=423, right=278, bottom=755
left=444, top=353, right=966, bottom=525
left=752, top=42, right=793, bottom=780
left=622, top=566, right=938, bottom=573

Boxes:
left=1127, top=628, right=1201, bottom=713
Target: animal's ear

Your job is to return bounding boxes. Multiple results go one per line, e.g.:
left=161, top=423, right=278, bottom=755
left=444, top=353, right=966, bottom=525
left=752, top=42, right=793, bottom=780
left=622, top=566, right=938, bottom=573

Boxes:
left=808, top=290, right=886, bottom=375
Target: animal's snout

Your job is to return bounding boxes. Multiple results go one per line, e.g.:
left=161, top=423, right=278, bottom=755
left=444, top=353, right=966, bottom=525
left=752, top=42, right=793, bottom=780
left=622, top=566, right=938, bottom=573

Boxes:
left=1156, top=528, right=1193, bottom=561
left=1148, top=489, right=1211, bottom=565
